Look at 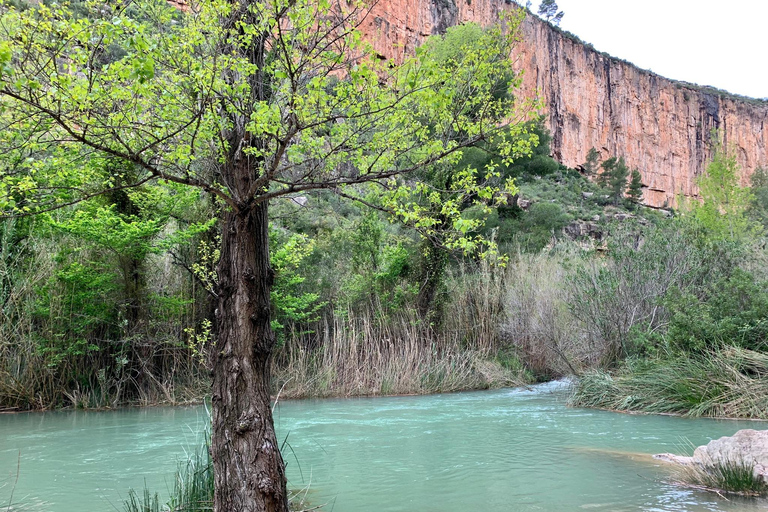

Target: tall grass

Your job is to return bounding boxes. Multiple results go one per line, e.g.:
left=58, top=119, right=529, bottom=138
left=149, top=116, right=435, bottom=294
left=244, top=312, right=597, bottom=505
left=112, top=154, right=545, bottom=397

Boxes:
left=123, top=431, right=316, bottom=512
left=273, top=307, right=528, bottom=399
left=570, top=347, right=768, bottom=418
left=0, top=222, right=211, bottom=411
left=272, top=257, right=533, bottom=397
left=671, top=460, right=768, bottom=497
left=0, top=224, right=58, bottom=410
left=124, top=435, right=213, bottom=512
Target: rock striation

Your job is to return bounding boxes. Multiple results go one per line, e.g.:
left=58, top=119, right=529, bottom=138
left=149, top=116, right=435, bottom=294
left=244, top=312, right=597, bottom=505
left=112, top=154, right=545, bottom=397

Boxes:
left=360, top=0, right=768, bottom=207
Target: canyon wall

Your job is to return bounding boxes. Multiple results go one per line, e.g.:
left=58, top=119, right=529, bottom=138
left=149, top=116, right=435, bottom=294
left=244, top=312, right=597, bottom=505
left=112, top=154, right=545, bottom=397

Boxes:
left=360, top=0, right=768, bottom=207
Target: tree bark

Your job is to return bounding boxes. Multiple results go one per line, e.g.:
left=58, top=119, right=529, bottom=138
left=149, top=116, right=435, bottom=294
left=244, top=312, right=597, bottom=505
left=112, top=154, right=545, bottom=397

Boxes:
left=211, top=200, right=290, bottom=512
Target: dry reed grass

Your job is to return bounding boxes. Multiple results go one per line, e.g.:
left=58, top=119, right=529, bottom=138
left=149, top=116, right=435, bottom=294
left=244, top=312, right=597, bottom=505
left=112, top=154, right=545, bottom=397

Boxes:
left=501, top=249, right=594, bottom=377
left=273, top=307, right=526, bottom=399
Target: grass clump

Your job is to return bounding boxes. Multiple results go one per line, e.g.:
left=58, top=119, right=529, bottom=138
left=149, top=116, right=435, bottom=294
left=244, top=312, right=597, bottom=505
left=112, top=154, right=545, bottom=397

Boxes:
left=570, top=347, right=768, bottom=418
left=124, top=437, right=213, bottom=512
left=672, top=460, right=768, bottom=497
left=123, top=431, right=316, bottom=512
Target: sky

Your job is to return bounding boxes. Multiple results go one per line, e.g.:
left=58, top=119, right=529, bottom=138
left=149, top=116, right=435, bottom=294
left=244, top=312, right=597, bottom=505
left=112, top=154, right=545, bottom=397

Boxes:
left=548, top=0, right=768, bottom=99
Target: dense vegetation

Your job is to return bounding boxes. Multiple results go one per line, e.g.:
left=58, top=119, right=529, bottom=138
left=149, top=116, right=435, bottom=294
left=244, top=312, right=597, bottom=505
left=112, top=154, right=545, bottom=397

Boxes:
left=0, top=1, right=766, bottom=509
left=5, top=122, right=766, bottom=417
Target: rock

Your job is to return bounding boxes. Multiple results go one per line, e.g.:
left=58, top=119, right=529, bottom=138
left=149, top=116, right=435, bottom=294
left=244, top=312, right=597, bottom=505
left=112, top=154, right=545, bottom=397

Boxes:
left=653, top=453, right=696, bottom=466
left=613, top=213, right=633, bottom=221
left=591, top=215, right=600, bottom=222
left=564, top=221, right=604, bottom=240
left=518, top=199, right=531, bottom=209
left=655, top=429, right=768, bottom=484
left=582, top=192, right=594, bottom=199
left=357, top=2, right=766, bottom=209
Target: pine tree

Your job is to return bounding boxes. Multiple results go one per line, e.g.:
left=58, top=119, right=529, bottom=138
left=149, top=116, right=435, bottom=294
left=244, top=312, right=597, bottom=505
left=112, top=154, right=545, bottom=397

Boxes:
left=538, top=0, right=564, bottom=25
left=598, top=157, right=630, bottom=206
left=583, top=147, right=601, bottom=177
left=627, top=169, right=643, bottom=205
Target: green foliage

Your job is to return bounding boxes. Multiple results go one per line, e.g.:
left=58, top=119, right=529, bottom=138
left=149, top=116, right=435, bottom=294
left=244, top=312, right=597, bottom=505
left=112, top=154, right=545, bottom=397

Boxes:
left=516, top=167, right=607, bottom=222
left=681, top=141, right=761, bottom=242
left=748, top=167, right=768, bottom=229
left=49, top=204, right=162, bottom=259
left=663, top=269, right=768, bottom=353
left=351, top=210, right=384, bottom=272
left=568, top=221, right=726, bottom=362
left=515, top=202, right=570, bottom=251
left=502, top=122, right=560, bottom=179
left=35, top=256, right=118, bottom=367
left=382, top=20, right=540, bottom=261
left=627, top=169, right=643, bottom=205
left=269, top=229, right=324, bottom=342
left=538, top=0, right=564, bottom=24
left=582, top=147, right=601, bottom=177
left=597, top=156, right=630, bottom=206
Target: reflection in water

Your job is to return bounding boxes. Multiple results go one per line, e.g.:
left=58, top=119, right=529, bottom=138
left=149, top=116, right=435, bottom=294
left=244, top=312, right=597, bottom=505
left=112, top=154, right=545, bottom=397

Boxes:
left=1, top=382, right=766, bottom=511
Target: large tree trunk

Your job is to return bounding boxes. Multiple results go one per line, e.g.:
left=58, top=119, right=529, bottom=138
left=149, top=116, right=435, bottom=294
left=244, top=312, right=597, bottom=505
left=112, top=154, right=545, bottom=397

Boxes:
left=211, top=200, right=290, bottom=512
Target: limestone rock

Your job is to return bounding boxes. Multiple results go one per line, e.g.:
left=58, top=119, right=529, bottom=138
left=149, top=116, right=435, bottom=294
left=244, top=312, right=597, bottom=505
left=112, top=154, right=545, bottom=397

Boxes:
left=358, top=2, right=768, bottom=208
left=564, top=221, right=603, bottom=240
left=655, top=429, right=768, bottom=483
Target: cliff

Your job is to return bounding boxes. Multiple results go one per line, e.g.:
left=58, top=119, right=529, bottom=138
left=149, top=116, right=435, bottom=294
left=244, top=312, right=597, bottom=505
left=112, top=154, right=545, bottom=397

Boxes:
left=360, top=0, right=768, bottom=207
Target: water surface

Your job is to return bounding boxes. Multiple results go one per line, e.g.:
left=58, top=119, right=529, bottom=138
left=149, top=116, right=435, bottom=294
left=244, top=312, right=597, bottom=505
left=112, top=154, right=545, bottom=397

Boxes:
left=2, top=382, right=767, bottom=511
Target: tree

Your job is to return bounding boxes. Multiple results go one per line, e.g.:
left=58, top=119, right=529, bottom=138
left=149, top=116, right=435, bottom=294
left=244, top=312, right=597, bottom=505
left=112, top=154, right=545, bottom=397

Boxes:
left=582, top=147, right=601, bottom=177
left=538, top=0, right=563, bottom=25
left=386, top=23, right=539, bottom=325
left=748, top=167, right=768, bottom=229
left=627, top=169, right=643, bottom=205
left=682, top=140, right=759, bottom=242
left=0, top=2, right=537, bottom=511
left=597, top=156, right=630, bottom=206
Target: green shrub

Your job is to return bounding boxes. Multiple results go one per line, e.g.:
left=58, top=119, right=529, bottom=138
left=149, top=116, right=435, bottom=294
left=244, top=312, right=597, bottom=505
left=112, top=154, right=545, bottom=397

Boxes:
left=663, top=269, right=768, bottom=353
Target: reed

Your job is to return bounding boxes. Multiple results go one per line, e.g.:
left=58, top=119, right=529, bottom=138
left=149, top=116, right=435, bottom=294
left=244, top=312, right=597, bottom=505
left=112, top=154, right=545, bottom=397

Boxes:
left=501, top=248, right=589, bottom=378
left=273, top=305, right=528, bottom=399
left=570, top=347, right=768, bottom=418
left=124, top=435, right=213, bottom=512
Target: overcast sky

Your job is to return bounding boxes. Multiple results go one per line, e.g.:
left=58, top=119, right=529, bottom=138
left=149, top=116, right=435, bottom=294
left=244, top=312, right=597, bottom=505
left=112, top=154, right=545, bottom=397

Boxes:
left=548, top=0, right=768, bottom=99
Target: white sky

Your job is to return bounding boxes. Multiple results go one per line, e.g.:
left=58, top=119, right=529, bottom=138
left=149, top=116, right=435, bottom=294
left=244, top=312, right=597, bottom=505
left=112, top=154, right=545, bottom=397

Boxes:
left=549, top=0, right=768, bottom=99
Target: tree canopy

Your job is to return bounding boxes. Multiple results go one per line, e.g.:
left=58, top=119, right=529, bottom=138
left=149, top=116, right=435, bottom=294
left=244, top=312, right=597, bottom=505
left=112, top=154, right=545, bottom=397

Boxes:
left=0, top=1, right=539, bottom=510
left=537, top=0, right=563, bottom=25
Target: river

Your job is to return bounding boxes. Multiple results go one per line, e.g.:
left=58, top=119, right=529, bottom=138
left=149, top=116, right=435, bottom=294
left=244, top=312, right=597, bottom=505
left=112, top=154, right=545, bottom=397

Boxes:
left=1, top=381, right=767, bottom=511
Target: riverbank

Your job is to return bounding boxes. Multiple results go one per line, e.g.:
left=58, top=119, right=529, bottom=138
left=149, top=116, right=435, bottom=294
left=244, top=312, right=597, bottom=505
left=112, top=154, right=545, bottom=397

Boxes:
left=570, top=347, right=768, bottom=420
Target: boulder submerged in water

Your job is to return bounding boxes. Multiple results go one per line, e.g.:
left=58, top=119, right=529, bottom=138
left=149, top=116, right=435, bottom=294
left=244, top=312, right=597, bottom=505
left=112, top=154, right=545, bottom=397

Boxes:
left=654, top=429, right=768, bottom=484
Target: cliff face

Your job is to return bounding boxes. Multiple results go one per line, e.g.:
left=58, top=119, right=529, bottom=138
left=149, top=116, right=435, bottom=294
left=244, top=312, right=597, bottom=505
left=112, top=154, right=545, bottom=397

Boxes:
left=360, top=0, right=768, bottom=207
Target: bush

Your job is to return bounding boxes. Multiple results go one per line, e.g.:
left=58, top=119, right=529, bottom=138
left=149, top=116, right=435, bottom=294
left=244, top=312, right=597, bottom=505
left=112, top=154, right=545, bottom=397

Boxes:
left=568, top=222, right=711, bottom=362
left=663, top=268, right=768, bottom=353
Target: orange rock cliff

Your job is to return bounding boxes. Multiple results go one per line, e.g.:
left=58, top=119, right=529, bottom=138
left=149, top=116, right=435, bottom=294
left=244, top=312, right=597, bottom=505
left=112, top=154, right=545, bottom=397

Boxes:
left=358, top=0, right=768, bottom=208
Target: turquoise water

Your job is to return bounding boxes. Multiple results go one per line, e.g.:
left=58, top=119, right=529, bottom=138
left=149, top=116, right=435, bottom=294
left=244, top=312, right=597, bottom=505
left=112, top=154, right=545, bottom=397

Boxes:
left=2, top=381, right=767, bottom=511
